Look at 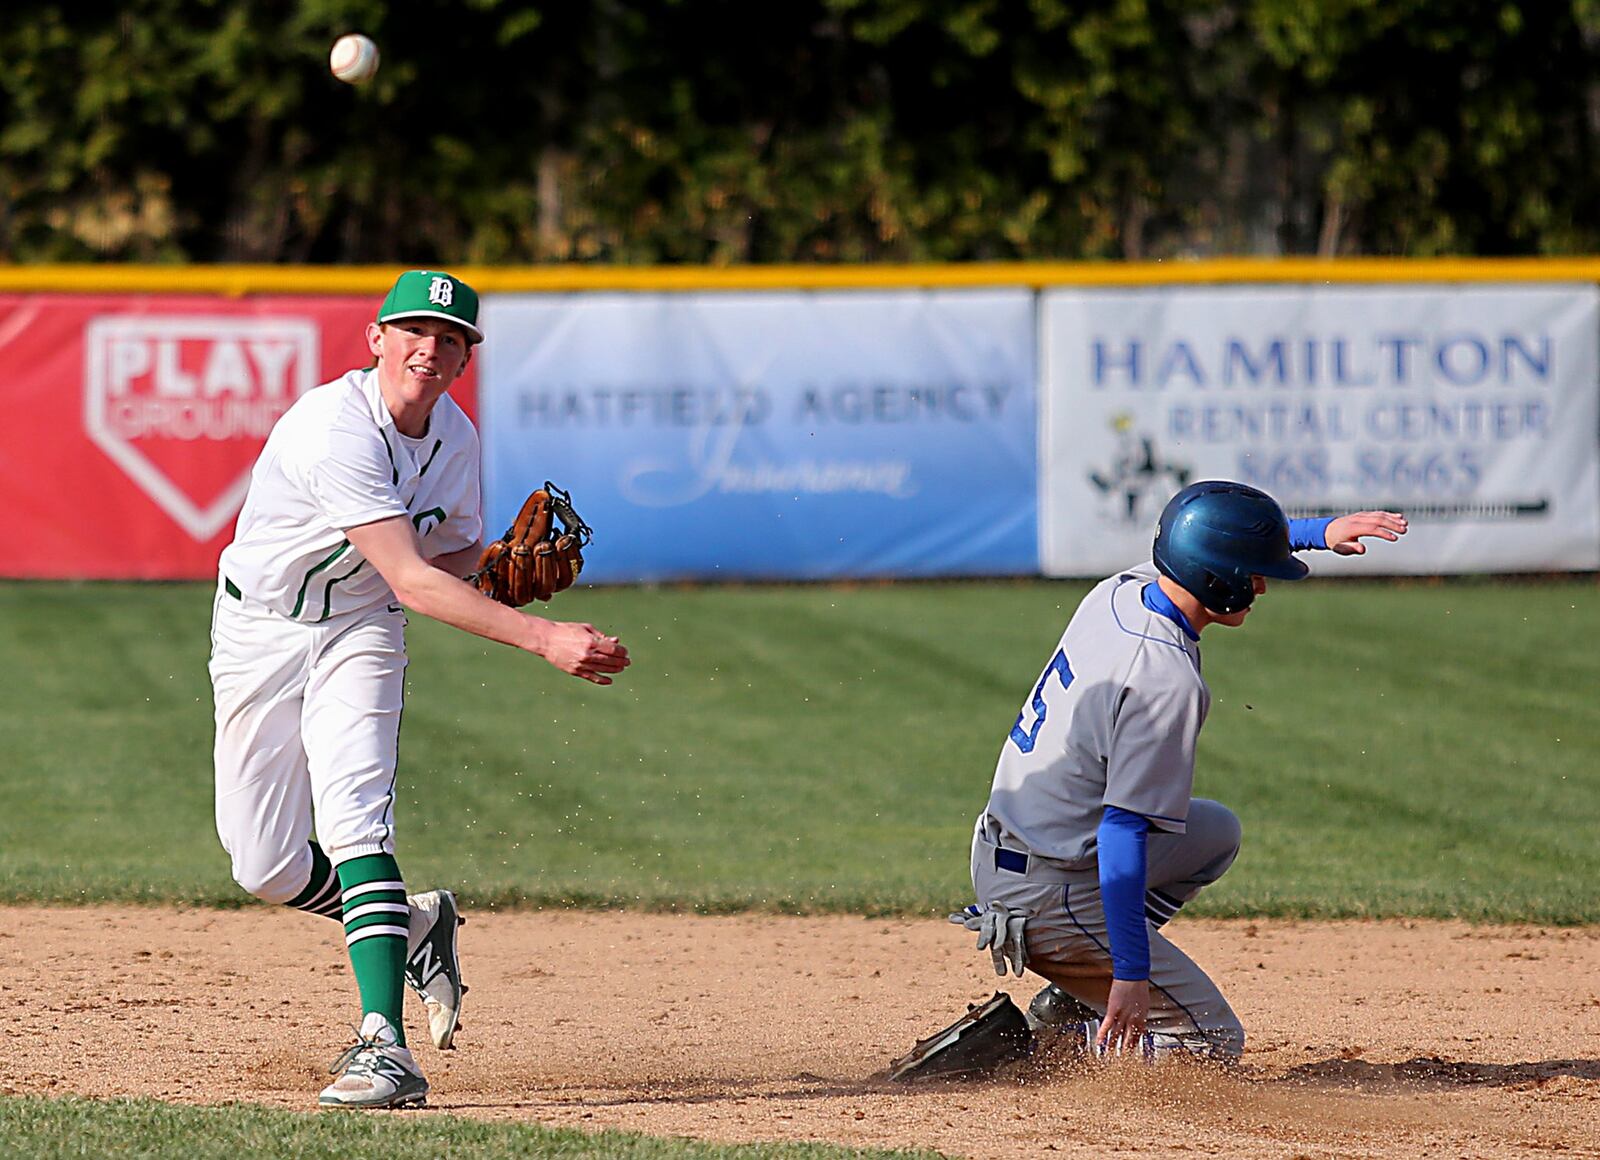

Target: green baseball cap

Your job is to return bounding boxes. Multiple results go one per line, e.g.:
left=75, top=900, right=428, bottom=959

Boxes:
left=376, top=270, right=483, bottom=344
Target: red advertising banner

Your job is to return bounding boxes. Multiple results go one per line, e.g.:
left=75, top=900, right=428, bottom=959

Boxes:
left=0, top=294, right=478, bottom=579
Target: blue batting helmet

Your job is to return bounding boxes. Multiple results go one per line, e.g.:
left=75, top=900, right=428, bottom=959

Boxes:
left=1152, top=481, right=1309, bottom=614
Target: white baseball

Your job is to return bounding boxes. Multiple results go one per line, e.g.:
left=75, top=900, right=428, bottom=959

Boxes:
left=330, top=34, right=379, bottom=84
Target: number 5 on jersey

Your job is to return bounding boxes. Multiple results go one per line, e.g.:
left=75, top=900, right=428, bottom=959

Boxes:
left=1009, top=648, right=1074, bottom=754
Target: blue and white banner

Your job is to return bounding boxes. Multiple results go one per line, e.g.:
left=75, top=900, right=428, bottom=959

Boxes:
left=479, top=291, right=1037, bottom=582
left=1039, top=285, right=1600, bottom=576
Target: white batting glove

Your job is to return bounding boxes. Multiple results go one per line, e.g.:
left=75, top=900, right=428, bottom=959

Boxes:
left=948, top=902, right=1029, bottom=977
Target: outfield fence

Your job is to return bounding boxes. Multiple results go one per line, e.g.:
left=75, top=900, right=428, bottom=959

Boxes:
left=3, top=260, right=1597, bottom=580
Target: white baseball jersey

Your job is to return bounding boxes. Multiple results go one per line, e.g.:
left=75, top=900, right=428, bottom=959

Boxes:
left=981, top=561, right=1209, bottom=867
left=218, top=368, right=482, bottom=621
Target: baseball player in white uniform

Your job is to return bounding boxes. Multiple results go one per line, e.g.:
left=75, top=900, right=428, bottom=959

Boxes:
left=209, top=270, right=630, bottom=1109
left=897, top=482, right=1404, bottom=1075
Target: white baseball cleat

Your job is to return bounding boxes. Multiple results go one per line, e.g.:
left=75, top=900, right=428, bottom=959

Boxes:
left=405, top=889, right=466, bottom=1049
left=318, top=1012, right=429, bottom=1109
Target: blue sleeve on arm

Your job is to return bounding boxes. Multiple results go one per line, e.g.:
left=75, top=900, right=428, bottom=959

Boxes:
left=1098, top=806, right=1152, bottom=981
left=1288, top=516, right=1334, bottom=552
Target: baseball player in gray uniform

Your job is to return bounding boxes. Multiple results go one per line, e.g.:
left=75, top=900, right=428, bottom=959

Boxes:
left=210, top=270, right=631, bottom=1109
left=893, top=482, right=1404, bottom=1075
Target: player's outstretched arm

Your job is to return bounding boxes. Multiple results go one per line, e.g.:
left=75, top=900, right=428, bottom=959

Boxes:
left=1323, top=510, right=1407, bottom=556
left=346, top=516, right=630, bottom=685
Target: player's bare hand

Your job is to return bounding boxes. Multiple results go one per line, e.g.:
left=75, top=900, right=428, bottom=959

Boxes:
left=1097, top=978, right=1150, bottom=1055
left=529, top=619, right=631, bottom=685
left=1324, top=510, right=1407, bottom=555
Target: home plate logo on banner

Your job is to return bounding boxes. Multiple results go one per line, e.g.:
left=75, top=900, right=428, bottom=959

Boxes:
left=84, top=315, right=319, bottom=541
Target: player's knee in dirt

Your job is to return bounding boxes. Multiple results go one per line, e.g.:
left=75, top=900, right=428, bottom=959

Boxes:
left=1149, top=1025, right=1245, bottom=1063
left=1196, top=1017, right=1245, bottom=1062
left=1158, top=999, right=1245, bottom=1062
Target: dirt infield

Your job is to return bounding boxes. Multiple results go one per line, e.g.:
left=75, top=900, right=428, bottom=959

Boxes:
left=6, top=906, right=1600, bottom=1158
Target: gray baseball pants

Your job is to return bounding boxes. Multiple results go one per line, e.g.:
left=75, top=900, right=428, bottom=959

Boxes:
left=970, top=799, right=1245, bottom=1060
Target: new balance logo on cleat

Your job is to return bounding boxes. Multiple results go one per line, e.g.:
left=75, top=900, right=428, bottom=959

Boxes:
left=409, top=942, right=442, bottom=987
left=365, top=1055, right=413, bottom=1086
left=404, top=889, right=465, bottom=1050
left=318, top=1014, right=429, bottom=1110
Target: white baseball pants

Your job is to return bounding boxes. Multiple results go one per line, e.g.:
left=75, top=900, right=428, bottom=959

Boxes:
left=209, top=581, right=408, bottom=903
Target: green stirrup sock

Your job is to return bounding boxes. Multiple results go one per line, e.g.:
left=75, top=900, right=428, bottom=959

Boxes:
left=337, top=853, right=409, bottom=1046
left=285, top=841, right=344, bottom=920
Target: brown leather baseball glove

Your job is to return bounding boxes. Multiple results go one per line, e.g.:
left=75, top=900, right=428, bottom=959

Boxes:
left=471, top=482, right=591, bottom=606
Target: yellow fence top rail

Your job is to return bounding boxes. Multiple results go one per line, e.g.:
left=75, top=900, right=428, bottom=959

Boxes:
left=3, top=257, right=1600, bottom=294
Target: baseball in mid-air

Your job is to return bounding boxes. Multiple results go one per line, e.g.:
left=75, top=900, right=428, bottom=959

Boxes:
left=329, top=34, right=380, bottom=84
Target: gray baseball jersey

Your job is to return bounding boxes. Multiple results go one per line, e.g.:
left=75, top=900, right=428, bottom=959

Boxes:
left=981, top=561, right=1209, bottom=866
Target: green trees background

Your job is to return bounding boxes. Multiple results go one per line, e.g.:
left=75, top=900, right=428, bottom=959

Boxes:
left=4, top=1, right=1598, bottom=265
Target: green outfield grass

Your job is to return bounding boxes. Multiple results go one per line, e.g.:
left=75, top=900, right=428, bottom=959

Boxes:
left=2, top=576, right=1598, bottom=921
left=0, top=1096, right=939, bottom=1159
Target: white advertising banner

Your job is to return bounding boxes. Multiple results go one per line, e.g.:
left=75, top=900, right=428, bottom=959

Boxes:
left=1040, top=285, right=1600, bottom=576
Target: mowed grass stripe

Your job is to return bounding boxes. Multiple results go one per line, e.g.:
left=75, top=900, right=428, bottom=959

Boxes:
left=1, top=578, right=1597, bottom=920
left=0, top=1095, right=942, bottom=1159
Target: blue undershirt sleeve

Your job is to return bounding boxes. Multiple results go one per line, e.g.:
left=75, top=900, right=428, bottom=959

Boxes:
left=1288, top=517, right=1334, bottom=552
left=1098, top=805, right=1152, bottom=981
